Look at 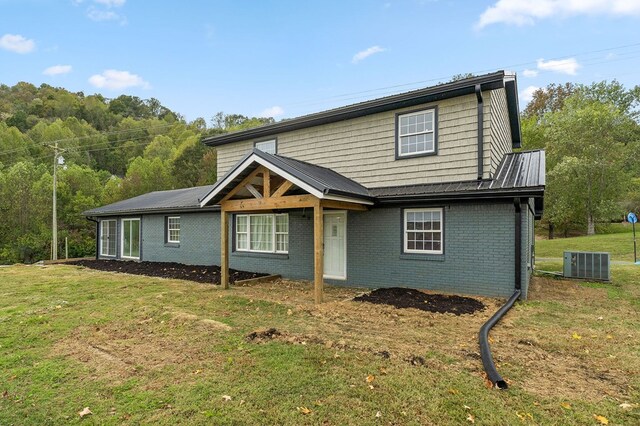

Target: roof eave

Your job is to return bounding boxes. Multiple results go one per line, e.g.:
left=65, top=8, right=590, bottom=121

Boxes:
left=202, top=71, right=509, bottom=147
left=374, top=187, right=545, bottom=204
left=82, top=205, right=221, bottom=217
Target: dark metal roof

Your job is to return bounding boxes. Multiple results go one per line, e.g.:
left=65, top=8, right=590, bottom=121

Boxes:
left=370, top=150, right=545, bottom=202
left=199, top=149, right=373, bottom=206
left=83, top=185, right=216, bottom=217
left=203, top=71, right=521, bottom=148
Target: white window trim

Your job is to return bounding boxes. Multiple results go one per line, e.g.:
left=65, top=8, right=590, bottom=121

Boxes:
left=403, top=208, right=443, bottom=255
left=254, top=139, right=277, bottom=154
left=167, top=216, right=180, bottom=244
left=121, top=218, right=141, bottom=260
left=99, top=219, right=116, bottom=257
left=397, top=108, right=436, bottom=157
left=235, top=213, right=288, bottom=254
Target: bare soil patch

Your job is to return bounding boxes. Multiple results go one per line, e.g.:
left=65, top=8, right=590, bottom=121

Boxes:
left=68, top=259, right=266, bottom=284
left=353, top=287, right=485, bottom=315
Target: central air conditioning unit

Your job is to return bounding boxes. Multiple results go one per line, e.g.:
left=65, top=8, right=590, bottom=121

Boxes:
left=563, top=251, right=611, bottom=282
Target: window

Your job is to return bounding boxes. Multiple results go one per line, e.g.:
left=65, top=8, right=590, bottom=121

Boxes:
left=397, top=108, right=436, bottom=157
left=403, top=208, right=443, bottom=254
left=254, top=139, right=277, bottom=154
left=121, top=218, right=141, bottom=259
left=100, top=219, right=116, bottom=256
left=236, top=214, right=288, bottom=253
left=167, top=216, right=180, bottom=243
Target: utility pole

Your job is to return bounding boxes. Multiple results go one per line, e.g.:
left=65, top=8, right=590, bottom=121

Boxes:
left=52, top=142, right=58, bottom=261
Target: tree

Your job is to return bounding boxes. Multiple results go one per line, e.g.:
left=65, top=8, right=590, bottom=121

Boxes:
left=522, top=82, right=576, bottom=121
left=544, top=95, right=631, bottom=234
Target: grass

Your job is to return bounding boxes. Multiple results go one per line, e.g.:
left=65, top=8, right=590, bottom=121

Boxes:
left=536, top=227, right=638, bottom=261
left=0, top=242, right=639, bottom=424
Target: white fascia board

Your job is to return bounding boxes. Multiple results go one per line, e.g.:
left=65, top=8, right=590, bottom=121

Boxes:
left=199, top=154, right=259, bottom=207
left=323, top=194, right=374, bottom=205
left=252, top=156, right=324, bottom=198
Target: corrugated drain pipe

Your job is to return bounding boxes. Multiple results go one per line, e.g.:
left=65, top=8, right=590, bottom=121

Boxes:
left=478, top=198, right=523, bottom=389
left=85, top=216, right=99, bottom=260
left=478, top=289, right=520, bottom=389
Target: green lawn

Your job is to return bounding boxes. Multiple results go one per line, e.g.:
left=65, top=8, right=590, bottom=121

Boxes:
left=536, top=228, right=638, bottom=262
left=0, top=252, right=638, bottom=424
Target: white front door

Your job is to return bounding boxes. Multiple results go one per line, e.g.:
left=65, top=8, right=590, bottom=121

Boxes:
left=323, top=211, right=346, bottom=280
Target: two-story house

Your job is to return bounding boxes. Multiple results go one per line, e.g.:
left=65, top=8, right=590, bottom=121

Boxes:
left=84, top=71, right=545, bottom=302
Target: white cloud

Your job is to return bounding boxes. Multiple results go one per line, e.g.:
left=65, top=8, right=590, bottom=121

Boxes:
left=522, top=69, right=538, bottom=78
left=537, top=57, right=580, bottom=75
left=87, top=8, right=126, bottom=23
left=0, top=34, right=35, bottom=54
left=352, top=46, right=386, bottom=64
left=260, top=106, right=284, bottom=117
left=477, top=0, right=640, bottom=28
left=520, top=85, right=540, bottom=103
left=94, top=0, right=126, bottom=6
left=88, top=69, right=150, bottom=90
left=43, top=65, right=72, bottom=76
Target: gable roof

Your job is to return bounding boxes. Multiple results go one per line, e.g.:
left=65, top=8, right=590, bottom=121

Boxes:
left=198, top=149, right=374, bottom=207
left=202, top=70, right=521, bottom=148
left=370, top=150, right=545, bottom=202
left=83, top=184, right=216, bottom=217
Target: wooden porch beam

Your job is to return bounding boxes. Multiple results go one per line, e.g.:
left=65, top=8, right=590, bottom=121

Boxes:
left=272, top=180, right=293, bottom=198
left=263, top=169, right=270, bottom=198
left=221, top=194, right=316, bottom=212
left=220, top=208, right=229, bottom=289
left=313, top=199, right=324, bottom=304
left=321, top=199, right=369, bottom=211
left=220, top=167, right=264, bottom=203
left=245, top=183, right=262, bottom=199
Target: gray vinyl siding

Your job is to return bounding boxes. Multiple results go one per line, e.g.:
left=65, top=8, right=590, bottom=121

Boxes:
left=217, top=90, right=512, bottom=187
left=489, top=88, right=512, bottom=177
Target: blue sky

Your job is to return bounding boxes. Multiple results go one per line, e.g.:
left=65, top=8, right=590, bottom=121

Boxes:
left=1, top=0, right=640, bottom=122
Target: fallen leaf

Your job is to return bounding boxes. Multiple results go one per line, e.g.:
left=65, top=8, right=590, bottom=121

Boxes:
left=287, top=309, right=293, bottom=316
left=560, top=402, right=572, bottom=409
left=593, top=414, right=609, bottom=424
left=463, top=405, right=472, bottom=410
left=222, top=395, right=232, bottom=402
left=366, top=375, right=375, bottom=383
left=597, top=316, right=603, bottom=320
left=572, top=332, right=582, bottom=340
left=375, top=411, right=382, bottom=418
left=193, top=370, right=202, bottom=375
left=297, top=406, right=312, bottom=415
left=619, top=402, right=635, bottom=410
left=368, top=385, right=374, bottom=390
left=606, top=335, right=613, bottom=339
left=379, top=367, right=388, bottom=375
left=78, top=407, right=92, bottom=418
left=448, top=388, right=459, bottom=395
left=467, top=414, right=475, bottom=423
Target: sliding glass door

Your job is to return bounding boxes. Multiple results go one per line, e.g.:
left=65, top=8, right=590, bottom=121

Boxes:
left=121, top=218, right=140, bottom=259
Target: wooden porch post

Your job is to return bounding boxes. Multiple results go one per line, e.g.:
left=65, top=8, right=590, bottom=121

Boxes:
left=221, top=208, right=229, bottom=289
left=313, top=200, right=324, bottom=304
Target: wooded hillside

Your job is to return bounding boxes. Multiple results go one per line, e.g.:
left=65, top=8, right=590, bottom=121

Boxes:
left=0, top=82, right=272, bottom=263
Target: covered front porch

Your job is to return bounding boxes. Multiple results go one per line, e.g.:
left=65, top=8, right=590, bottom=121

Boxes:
left=199, top=149, right=374, bottom=303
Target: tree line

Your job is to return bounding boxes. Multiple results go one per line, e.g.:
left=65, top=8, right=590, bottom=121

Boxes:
left=520, top=81, right=640, bottom=237
left=0, top=82, right=272, bottom=263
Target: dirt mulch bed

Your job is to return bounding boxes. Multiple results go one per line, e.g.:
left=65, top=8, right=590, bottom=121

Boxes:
left=67, top=259, right=266, bottom=284
left=353, top=287, right=485, bottom=315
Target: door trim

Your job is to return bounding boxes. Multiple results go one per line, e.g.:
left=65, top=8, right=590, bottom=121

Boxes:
left=323, top=210, right=347, bottom=280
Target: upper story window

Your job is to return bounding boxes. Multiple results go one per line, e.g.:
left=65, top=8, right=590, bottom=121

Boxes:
left=397, top=108, right=437, bottom=158
left=167, top=216, right=180, bottom=243
left=254, top=139, right=277, bottom=154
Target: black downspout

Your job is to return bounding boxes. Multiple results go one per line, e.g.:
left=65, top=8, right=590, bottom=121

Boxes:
left=514, top=198, right=522, bottom=290
left=478, top=198, right=524, bottom=390
left=475, top=84, right=484, bottom=180
left=86, top=216, right=99, bottom=260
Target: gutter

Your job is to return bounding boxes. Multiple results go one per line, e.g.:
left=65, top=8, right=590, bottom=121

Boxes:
left=85, top=216, right=99, bottom=260
left=475, top=84, right=484, bottom=180
left=477, top=197, right=525, bottom=389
